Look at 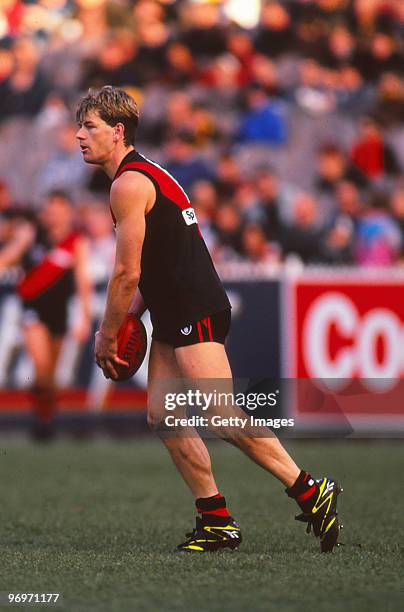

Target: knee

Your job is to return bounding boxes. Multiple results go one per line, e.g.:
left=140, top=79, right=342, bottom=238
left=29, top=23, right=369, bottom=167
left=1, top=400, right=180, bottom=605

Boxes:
left=147, top=410, right=167, bottom=432
left=227, top=434, right=255, bottom=452
left=31, top=384, right=56, bottom=399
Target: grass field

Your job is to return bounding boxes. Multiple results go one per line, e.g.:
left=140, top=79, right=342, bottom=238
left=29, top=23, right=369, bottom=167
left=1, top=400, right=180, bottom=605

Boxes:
left=0, top=438, right=402, bottom=612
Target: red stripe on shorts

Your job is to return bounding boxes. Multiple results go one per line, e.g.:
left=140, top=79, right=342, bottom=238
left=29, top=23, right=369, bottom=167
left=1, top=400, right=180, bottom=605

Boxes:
left=207, top=316, right=213, bottom=341
left=197, top=321, right=203, bottom=342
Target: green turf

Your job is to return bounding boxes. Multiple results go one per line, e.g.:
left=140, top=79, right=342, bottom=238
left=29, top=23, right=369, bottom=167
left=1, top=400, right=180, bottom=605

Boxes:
left=0, top=439, right=402, bottom=612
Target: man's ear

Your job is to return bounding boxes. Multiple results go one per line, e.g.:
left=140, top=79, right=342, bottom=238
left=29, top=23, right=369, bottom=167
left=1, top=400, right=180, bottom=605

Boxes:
left=114, top=122, right=125, bottom=142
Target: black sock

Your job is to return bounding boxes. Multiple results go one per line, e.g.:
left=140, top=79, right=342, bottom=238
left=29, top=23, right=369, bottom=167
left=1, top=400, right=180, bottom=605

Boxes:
left=286, top=470, right=318, bottom=512
left=196, top=493, right=231, bottom=523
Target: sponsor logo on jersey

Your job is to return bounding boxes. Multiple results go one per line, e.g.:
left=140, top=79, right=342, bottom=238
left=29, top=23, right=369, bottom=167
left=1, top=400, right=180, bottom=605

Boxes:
left=180, top=324, right=193, bottom=335
left=182, top=208, right=198, bottom=226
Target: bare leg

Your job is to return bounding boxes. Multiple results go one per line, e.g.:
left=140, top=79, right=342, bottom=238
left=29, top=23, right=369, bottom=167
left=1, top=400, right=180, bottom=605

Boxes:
left=175, top=342, right=300, bottom=487
left=24, top=322, right=58, bottom=386
left=24, top=322, right=62, bottom=423
left=148, top=339, right=219, bottom=498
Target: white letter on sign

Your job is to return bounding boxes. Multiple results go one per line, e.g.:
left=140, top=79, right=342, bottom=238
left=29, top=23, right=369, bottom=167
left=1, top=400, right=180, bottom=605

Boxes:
left=358, top=309, right=401, bottom=384
left=303, top=293, right=358, bottom=379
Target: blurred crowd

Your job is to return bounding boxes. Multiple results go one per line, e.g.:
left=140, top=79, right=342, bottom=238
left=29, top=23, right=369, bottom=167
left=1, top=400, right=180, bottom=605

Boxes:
left=1, top=0, right=404, bottom=270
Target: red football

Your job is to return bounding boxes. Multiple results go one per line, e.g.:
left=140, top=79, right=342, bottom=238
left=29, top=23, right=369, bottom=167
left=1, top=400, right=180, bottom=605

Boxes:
left=116, top=313, right=147, bottom=381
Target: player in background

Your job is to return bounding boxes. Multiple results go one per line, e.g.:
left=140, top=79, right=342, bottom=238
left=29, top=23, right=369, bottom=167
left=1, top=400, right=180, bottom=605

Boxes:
left=0, top=191, right=92, bottom=439
left=76, top=86, right=342, bottom=552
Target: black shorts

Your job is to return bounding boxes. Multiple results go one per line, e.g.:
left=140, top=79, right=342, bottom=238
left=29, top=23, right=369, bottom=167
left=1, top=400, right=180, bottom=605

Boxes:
left=152, top=309, right=231, bottom=348
left=21, top=298, right=68, bottom=337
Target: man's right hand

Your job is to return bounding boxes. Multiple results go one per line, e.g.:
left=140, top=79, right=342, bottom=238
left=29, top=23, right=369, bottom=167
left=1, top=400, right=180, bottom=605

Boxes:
left=94, top=330, right=128, bottom=380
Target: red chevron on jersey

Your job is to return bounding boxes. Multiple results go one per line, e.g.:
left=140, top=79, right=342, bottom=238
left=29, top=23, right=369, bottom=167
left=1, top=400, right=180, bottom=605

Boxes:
left=18, top=232, right=80, bottom=301
left=115, top=161, right=190, bottom=210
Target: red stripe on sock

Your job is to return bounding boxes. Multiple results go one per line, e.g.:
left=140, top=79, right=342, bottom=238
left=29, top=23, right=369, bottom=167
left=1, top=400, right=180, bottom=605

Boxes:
left=196, top=493, right=230, bottom=517
left=297, top=485, right=316, bottom=502
left=198, top=507, right=230, bottom=517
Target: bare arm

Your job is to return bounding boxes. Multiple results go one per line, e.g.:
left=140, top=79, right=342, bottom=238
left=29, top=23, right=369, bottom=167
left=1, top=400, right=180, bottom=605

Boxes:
left=128, top=288, right=147, bottom=317
left=72, top=236, right=93, bottom=341
left=95, top=171, right=155, bottom=378
left=0, top=221, right=35, bottom=271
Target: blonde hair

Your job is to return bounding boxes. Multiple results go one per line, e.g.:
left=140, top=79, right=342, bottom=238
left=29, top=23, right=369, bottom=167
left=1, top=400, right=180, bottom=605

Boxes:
left=76, top=86, right=139, bottom=146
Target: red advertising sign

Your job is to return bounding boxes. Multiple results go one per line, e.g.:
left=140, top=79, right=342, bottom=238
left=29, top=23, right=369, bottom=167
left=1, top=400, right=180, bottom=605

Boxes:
left=284, top=271, right=404, bottom=433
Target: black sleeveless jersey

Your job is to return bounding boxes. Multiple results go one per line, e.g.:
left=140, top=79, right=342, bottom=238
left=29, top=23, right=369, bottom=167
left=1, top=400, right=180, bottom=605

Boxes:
left=113, top=150, right=230, bottom=327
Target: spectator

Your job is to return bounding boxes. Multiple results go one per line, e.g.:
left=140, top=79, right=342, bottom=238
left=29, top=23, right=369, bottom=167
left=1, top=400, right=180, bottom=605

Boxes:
left=180, top=2, right=227, bottom=60
left=254, top=2, right=295, bottom=58
left=35, top=92, right=71, bottom=131
left=233, top=181, right=260, bottom=216
left=191, top=103, right=222, bottom=147
left=373, top=72, right=404, bottom=127
left=0, top=36, right=50, bottom=121
left=355, top=193, right=402, bottom=266
left=132, top=0, right=165, bottom=27
left=354, top=30, right=404, bottom=82
left=250, top=54, right=282, bottom=97
left=191, top=180, right=218, bottom=252
left=241, top=223, right=280, bottom=264
left=320, top=178, right=363, bottom=264
left=279, top=192, right=325, bottom=263
left=35, top=121, right=90, bottom=200
left=136, top=20, right=170, bottom=82
left=226, top=28, right=255, bottom=86
left=191, top=180, right=218, bottom=223
left=75, top=0, right=112, bottom=48
left=335, top=179, right=364, bottom=227
left=336, top=65, right=373, bottom=117
left=294, top=59, right=337, bottom=116
left=143, top=91, right=195, bottom=147
left=81, top=31, right=142, bottom=89
left=353, top=0, right=384, bottom=34
left=315, top=144, right=368, bottom=196
left=213, top=153, right=242, bottom=200
left=200, top=54, right=243, bottom=112
left=245, top=168, right=281, bottom=241
left=309, top=0, right=354, bottom=27
left=235, top=86, right=288, bottom=145
left=165, top=41, right=196, bottom=87
left=350, top=117, right=401, bottom=181
left=294, top=12, right=327, bottom=59
left=320, top=216, right=355, bottom=264
left=242, top=223, right=280, bottom=265
left=212, top=203, right=244, bottom=263
left=164, top=132, right=213, bottom=193
left=323, top=25, right=357, bottom=68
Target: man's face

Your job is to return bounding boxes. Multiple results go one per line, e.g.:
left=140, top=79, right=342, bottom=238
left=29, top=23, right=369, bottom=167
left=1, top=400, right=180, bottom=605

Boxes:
left=40, top=197, right=72, bottom=231
left=76, top=110, right=116, bottom=165
left=318, top=152, right=344, bottom=181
